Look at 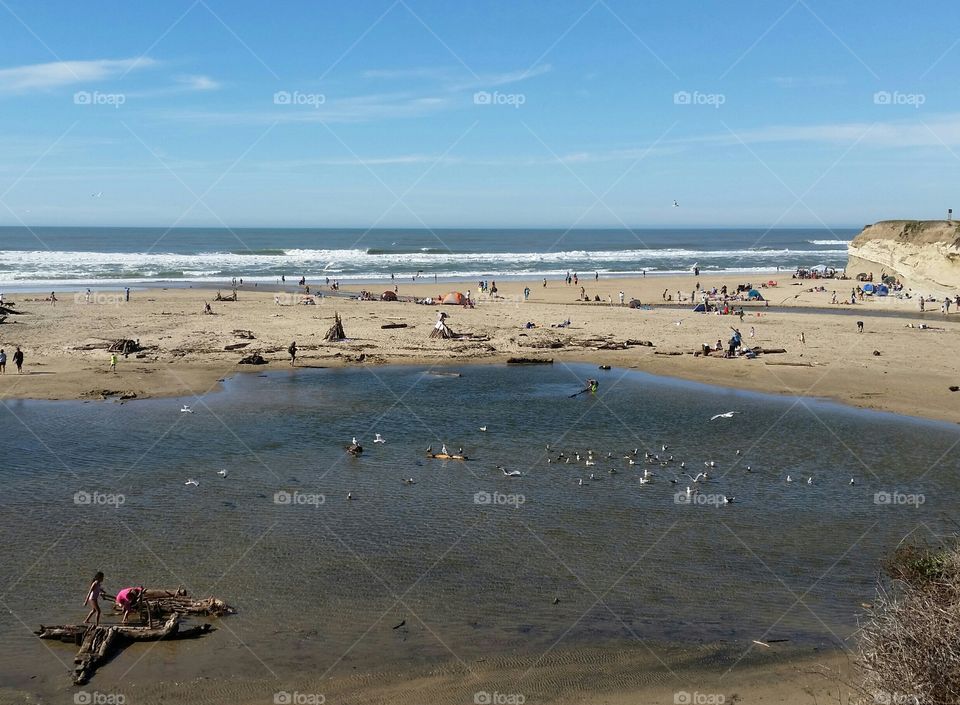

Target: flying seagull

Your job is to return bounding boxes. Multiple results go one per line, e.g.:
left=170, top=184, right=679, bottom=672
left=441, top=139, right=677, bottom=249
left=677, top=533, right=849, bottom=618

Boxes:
left=373, top=433, right=385, bottom=443
left=180, top=405, right=193, bottom=413
left=710, top=411, right=738, bottom=421
left=672, top=200, right=680, bottom=208
left=217, top=469, right=227, bottom=477
left=184, top=479, right=199, bottom=486
left=501, top=468, right=521, bottom=477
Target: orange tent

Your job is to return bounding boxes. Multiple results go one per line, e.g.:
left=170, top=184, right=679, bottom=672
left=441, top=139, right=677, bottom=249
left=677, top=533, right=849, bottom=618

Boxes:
left=441, top=291, right=465, bottom=305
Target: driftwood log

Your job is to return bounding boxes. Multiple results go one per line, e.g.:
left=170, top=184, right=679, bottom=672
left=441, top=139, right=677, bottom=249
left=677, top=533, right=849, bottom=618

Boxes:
left=507, top=357, right=553, bottom=364
left=37, top=615, right=214, bottom=685
left=238, top=352, right=267, bottom=365
left=325, top=313, right=346, bottom=341
left=36, top=588, right=231, bottom=685
left=108, top=339, right=141, bottom=355
left=381, top=323, right=408, bottom=329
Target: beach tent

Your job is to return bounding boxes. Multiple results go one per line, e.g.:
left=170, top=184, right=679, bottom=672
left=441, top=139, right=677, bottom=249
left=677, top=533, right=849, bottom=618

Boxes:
left=862, top=283, right=875, bottom=294
left=747, top=289, right=764, bottom=300
left=875, top=284, right=889, bottom=296
left=693, top=303, right=707, bottom=312
left=441, top=291, right=466, bottom=305
left=628, top=299, right=642, bottom=309
left=380, top=290, right=398, bottom=301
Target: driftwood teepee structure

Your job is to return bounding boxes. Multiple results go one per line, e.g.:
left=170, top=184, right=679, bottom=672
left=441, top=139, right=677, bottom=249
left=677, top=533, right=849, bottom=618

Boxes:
left=430, top=311, right=454, bottom=339
left=324, top=312, right=346, bottom=341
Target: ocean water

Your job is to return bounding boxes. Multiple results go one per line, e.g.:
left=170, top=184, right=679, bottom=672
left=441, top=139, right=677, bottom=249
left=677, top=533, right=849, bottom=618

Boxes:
left=0, top=226, right=855, bottom=288
left=0, top=363, right=955, bottom=694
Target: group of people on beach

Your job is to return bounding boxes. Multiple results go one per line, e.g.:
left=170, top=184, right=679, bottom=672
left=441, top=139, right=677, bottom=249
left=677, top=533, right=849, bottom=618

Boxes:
left=0, top=346, right=24, bottom=373
left=84, top=571, right=144, bottom=625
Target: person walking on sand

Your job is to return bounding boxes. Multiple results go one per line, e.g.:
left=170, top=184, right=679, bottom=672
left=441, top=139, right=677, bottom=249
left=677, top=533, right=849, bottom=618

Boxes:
left=13, top=347, right=23, bottom=373
left=288, top=341, right=297, bottom=366
left=50, top=291, right=57, bottom=306
left=0, top=349, right=6, bottom=374
left=83, top=571, right=113, bottom=626
left=618, top=291, right=625, bottom=306
left=110, top=353, right=118, bottom=373
left=799, top=331, right=805, bottom=345
left=125, top=287, right=130, bottom=302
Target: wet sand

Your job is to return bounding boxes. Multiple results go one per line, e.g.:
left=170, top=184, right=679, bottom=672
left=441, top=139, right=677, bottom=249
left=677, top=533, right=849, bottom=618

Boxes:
left=1, top=271, right=957, bottom=422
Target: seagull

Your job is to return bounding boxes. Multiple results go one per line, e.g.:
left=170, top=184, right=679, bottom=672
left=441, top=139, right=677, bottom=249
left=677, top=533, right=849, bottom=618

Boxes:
left=807, top=477, right=813, bottom=485
left=217, top=469, right=227, bottom=477
left=352, top=437, right=358, bottom=445
left=745, top=465, right=752, bottom=472
left=685, top=486, right=693, bottom=496
left=441, top=444, right=448, bottom=455
left=184, top=479, right=199, bottom=486
left=680, top=462, right=686, bottom=469
left=608, top=468, right=618, bottom=475
left=639, top=477, right=652, bottom=484
left=710, top=411, right=738, bottom=421
left=849, top=478, right=855, bottom=485
left=347, top=492, right=355, bottom=500
left=426, top=445, right=433, bottom=454
left=502, top=468, right=521, bottom=477
left=724, top=496, right=735, bottom=504
left=627, top=459, right=635, bottom=466
left=672, top=200, right=680, bottom=208
left=786, top=475, right=793, bottom=483
left=402, top=478, right=416, bottom=484
left=479, top=426, right=487, bottom=432
left=705, top=461, right=716, bottom=468
left=662, top=444, right=668, bottom=451
left=91, top=192, right=103, bottom=198
left=578, top=478, right=584, bottom=486
left=180, top=405, right=193, bottom=413
left=735, top=450, right=741, bottom=455
left=373, top=433, right=385, bottom=443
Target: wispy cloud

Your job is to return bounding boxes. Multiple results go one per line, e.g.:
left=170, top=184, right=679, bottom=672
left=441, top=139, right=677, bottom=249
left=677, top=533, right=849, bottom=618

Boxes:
left=175, top=74, right=220, bottom=92
left=0, top=57, right=159, bottom=92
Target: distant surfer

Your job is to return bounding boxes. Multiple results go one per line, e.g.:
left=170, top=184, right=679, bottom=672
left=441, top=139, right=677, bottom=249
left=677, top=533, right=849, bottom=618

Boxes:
left=570, top=379, right=599, bottom=398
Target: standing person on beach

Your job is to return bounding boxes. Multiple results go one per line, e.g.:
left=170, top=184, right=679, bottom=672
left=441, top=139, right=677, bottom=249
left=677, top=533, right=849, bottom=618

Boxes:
left=110, top=353, right=117, bottom=373
left=13, top=347, right=23, bottom=373
left=543, top=278, right=547, bottom=288
left=50, top=291, right=57, bottom=306
left=288, top=341, right=297, bottom=366
left=0, top=350, right=6, bottom=374
left=618, top=291, right=625, bottom=306
left=124, top=287, right=130, bottom=302
left=83, top=571, right=112, bottom=626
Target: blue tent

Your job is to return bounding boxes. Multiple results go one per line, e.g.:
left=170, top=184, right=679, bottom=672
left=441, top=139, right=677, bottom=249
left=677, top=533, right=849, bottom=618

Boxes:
left=693, top=303, right=706, bottom=312
left=747, top=289, right=764, bottom=300
left=875, top=284, right=889, bottom=296
left=862, top=283, right=875, bottom=293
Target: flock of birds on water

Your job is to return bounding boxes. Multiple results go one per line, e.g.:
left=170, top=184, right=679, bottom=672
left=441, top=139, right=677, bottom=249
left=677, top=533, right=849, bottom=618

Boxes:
left=175, top=404, right=862, bottom=501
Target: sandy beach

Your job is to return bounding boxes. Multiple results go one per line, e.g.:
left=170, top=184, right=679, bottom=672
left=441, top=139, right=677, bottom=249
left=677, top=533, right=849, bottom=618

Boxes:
left=1, top=271, right=957, bottom=423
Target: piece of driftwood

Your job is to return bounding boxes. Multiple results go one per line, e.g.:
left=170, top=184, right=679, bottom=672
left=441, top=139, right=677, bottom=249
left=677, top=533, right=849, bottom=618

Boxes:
left=224, top=342, right=250, bottom=350
left=232, top=329, right=255, bottom=339
left=625, top=339, right=655, bottom=347
left=0, top=304, right=24, bottom=315
left=108, top=339, right=141, bottom=355
left=506, top=357, right=553, bottom=364
left=238, top=352, right=267, bottom=365
left=325, top=313, right=346, bottom=341
left=381, top=323, right=408, bottom=329
left=37, top=614, right=213, bottom=685
left=37, top=588, right=231, bottom=685
left=654, top=351, right=684, bottom=356
left=214, top=290, right=237, bottom=302
left=759, top=348, right=787, bottom=354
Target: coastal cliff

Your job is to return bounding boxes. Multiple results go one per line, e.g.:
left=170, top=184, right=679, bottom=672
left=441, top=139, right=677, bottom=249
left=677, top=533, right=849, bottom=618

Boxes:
left=847, top=220, right=960, bottom=292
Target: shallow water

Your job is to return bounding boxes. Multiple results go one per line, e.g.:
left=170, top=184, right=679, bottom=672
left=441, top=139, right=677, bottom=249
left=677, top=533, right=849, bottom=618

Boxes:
left=1, top=363, right=956, bottom=694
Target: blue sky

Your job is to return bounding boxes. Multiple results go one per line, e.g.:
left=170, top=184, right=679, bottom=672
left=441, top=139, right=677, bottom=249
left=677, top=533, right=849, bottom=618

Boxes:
left=0, top=0, right=958, bottom=228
